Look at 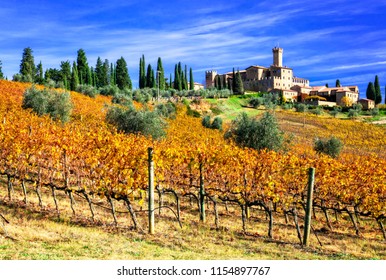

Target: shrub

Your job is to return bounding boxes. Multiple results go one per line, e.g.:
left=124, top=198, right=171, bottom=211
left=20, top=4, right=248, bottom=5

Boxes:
left=99, top=85, right=120, bottom=96
left=329, top=106, right=341, bottom=118
left=111, top=93, right=133, bottom=107
left=311, top=106, right=323, bottom=115
left=248, top=97, right=262, bottom=108
left=211, top=116, right=223, bottom=130
left=225, top=112, right=285, bottom=152
left=155, top=102, right=177, bottom=119
left=314, top=136, right=343, bottom=158
left=106, top=106, right=166, bottom=140
left=295, top=103, right=308, bottom=112
left=22, top=86, right=73, bottom=123
left=76, top=84, right=99, bottom=98
left=202, top=115, right=223, bottom=130
left=370, top=107, right=379, bottom=117
left=202, top=115, right=211, bottom=128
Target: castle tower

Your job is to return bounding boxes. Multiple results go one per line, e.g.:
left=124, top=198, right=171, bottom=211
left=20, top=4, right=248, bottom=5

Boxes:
left=272, top=47, right=283, bottom=67
left=205, top=70, right=217, bottom=89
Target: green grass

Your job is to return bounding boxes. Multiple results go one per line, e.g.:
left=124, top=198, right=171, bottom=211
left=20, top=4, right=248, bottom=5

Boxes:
left=205, top=97, right=263, bottom=121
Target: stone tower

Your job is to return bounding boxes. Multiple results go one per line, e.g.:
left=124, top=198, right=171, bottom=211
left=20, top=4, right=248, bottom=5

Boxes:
left=272, top=47, right=283, bottom=67
left=205, top=70, right=217, bottom=88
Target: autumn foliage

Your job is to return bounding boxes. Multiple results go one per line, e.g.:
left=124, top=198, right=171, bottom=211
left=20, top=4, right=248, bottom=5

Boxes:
left=0, top=80, right=385, bottom=238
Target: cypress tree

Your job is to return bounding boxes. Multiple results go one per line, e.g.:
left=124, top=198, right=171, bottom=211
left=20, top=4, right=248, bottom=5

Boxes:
left=102, top=59, right=109, bottom=86
left=174, top=64, right=179, bottom=90
left=95, top=57, right=103, bottom=88
left=177, top=63, right=183, bottom=91
left=374, top=75, right=382, bottom=104
left=169, top=73, right=172, bottom=89
left=146, top=64, right=153, bottom=88
left=0, top=60, right=4, bottom=79
left=183, top=65, right=188, bottom=90
left=139, top=55, right=146, bottom=89
left=87, top=67, right=93, bottom=86
left=35, top=61, right=44, bottom=84
left=189, top=67, right=194, bottom=90
left=335, top=79, right=341, bottom=87
left=151, top=69, right=156, bottom=88
left=156, top=57, right=165, bottom=90
left=232, top=68, right=236, bottom=93
left=115, top=57, right=132, bottom=90
left=366, top=82, right=376, bottom=101
left=71, top=61, right=79, bottom=91
left=20, top=47, right=36, bottom=82
left=234, top=69, right=244, bottom=94
left=60, top=61, right=72, bottom=90
left=110, top=63, right=115, bottom=85
left=76, top=49, right=89, bottom=85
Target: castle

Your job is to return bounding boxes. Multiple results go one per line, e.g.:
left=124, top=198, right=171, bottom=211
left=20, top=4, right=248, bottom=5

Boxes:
left=206, top=47, right=359, bottom=106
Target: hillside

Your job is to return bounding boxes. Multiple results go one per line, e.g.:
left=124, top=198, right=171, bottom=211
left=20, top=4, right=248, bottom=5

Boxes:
left=0, top=80, right=385, bottom=260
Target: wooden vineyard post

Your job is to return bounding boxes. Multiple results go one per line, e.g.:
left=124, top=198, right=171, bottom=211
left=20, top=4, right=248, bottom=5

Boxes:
left=148, top=147, right=155, bottom=234
left=199, top=162, right=206, bottom=223
left=303, top=167, right=315, bottom=246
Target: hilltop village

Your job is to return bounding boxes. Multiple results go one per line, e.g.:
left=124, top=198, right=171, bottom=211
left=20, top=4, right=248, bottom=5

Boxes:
left=206, top=47, right=363, bottom=108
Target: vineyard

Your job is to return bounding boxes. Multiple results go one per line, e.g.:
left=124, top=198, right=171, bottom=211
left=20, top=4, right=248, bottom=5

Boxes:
left=0, top=80, right=385, bottom=259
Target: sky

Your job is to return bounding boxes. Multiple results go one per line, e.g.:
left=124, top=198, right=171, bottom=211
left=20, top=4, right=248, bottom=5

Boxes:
left=1, top=0, right=386, bottom=98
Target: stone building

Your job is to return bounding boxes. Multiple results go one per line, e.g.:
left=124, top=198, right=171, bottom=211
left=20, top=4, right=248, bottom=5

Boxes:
left=205, top=47, right=360, bottom=106
left=206, top=47, right=310, bottom=93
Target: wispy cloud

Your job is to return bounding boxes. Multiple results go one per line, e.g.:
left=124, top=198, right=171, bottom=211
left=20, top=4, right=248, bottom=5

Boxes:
left=1, top=0, right=386, bottom=93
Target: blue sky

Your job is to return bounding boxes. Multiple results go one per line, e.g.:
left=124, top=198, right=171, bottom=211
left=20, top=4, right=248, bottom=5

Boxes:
left=1, top=0, right=386, bottom=97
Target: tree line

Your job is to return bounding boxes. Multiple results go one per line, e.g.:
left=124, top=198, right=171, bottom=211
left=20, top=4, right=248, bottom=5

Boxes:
left=1, top=47, right=195, bottom=91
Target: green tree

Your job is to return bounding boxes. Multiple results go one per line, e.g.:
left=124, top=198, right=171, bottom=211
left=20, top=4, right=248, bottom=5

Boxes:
left=60, top=61, right=72, bottom=90
left=157, top=57, right=165, bottom=90
left=76, top=49, right=89, bottom=85
left=139, top=55, right=146, bottom=89
left=110, top=62, right=116, bottom=86
left=189, top=67, right=194, bottom=90
left=19, top=47, right=36, bottom=82
left=366, top=82, right=375, bottom=101
left=35, top=61, right=44, bottom=84
left=0, top=60, right=4, bottom=79
left=174, top=64, right=182, bottom=90
left=232, top=68, right=236, bottom=92
left=374, top=75, right=382, bottom=104
left=335, top=79, right=341, bottom=87
left=70, top=61, right=79, bottom=91
left=183, top=65, right=188, bottom=90
left=234, top=69, right=244, bottom=94
left=226, top=112, right=284, bottom=151
left=44, top=68, right=61, bottom=84
left=95, top=57, right=109, bottom=88
left=146, top=64, right=153, bottom=88
left=115, top=57, right=132, bottom=90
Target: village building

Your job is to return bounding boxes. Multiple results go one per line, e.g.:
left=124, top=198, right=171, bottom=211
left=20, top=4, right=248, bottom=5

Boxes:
left=358, top=98, right=375, bottom=110
left=205, top=47, right=360, bottom=106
